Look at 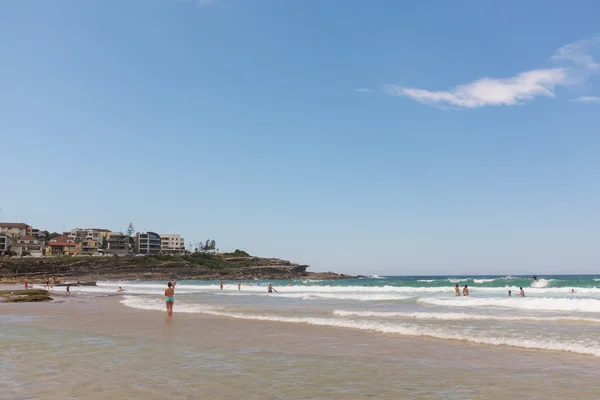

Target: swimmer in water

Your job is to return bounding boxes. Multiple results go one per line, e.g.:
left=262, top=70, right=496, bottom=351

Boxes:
left=571, top=288, right=575, bottom=294
left=508, top=290, right=512, bottom=297
left=518, top=287, right=525, bottom=297
left=267, top=284, right=278, bottom=293
left=238, top=281, right=241, bottom=291
left=165, top=282, right=175, bottom=316
left=455, top=284, right=461, bottom=296
left=117, top=287, right=125, bottom=293
left=220, top=281, right=224, bottom=290
left=462, top=285, right=469, bottom=296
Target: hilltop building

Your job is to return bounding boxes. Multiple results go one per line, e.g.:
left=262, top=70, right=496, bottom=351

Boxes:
left=11, top=235, right=45, bottom=257
left=68, top=228, right=110, bottom=247
left=160, top=234, right=186, bottom=254
left=106, top=233, right=132, bottom=256
left=0, top=222, right=31, bottom=238
left=136, top=232, right=162, bottom=254
left=45, top=241, right=78, bottom=257
left=0, top=234, right=12, bottom=256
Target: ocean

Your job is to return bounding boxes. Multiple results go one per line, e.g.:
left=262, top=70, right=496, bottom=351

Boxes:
left=2, top=275, right=600, bottom=399
left=82, top=274, right=600, bottom=357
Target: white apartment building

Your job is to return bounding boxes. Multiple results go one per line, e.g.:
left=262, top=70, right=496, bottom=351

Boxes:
left=160, top=234, right=186, bottom=254
left=68, top=228, right=110, bottom=246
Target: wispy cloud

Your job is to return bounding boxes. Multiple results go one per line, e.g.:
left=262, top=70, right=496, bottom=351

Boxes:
left=550, top=35, right=600, bottom=70
left=387, top=34, right=600, bottom=109
left=355, top=88, right=372, bottom=93
left=385, top=69, right=568, bottom=108
left=570, top=96, right=600, bottom=103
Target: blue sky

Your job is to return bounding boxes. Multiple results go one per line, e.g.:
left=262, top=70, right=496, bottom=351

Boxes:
left=1, top=0, right=599, bottom=275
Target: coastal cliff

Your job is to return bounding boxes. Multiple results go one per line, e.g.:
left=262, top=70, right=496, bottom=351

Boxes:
left=0, top=252, right=353, bottom=282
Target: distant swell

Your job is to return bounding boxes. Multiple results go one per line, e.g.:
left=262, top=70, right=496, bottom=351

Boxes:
left=417, top=297, right=600, bottom=313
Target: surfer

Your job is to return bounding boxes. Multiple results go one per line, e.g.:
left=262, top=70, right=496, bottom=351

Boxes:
left=267, top=284, right=278, bottom=293
left=455, top=284, right=461, bottom=296
left=165, top=282, right=175, bottom=317
left=518, top=287, right=525, bottom=297
left=462, top=285, right=469, bottom=296
left=532, top=275, right=538, bottom=281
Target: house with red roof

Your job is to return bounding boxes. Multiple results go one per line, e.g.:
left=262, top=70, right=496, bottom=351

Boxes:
left=45, top=241, right=79, bottom=257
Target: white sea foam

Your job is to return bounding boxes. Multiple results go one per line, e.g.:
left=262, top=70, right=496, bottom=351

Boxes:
left=218, top=292, right=413, bottom=301
left=418, top=297, right=600, bottom=313
left=417, top=279, right=436, bottom=283
left=370, top=275, right=386, bottom=279
left=332, top=310, right=600, bottom=323
left=120, top=296, right=217, bottom=313
left=82, top=282, right=600, bottom=302
left=119, top=297, right=600, bottom=357
left=531, top=279, right=552, bottom=288
left=473, top=279, right=495, bottom=284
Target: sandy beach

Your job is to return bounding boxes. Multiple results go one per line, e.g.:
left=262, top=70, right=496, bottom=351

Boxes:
left=2, top=287, right=600, bottom=400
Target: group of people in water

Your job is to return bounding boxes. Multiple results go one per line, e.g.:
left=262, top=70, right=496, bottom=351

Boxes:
left=164, top=280, right=282, bottom=316
left=455, top=283, right=526, bottom=297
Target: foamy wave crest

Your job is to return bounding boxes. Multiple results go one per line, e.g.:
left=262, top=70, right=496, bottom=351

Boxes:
left=418, top=297, right=600, bottom=313
left=332, top=310, right=600, bottom=323
left=531, top=279, right=552, bottom=288
left=417, top=279, right=436, bottom=283
left=218, top=292, right=413, bottom=301
left=473, top=279, right=495, bottom=284
left=119, top=296, right=600, bottom=357
left=201, top=311, right=600, bottom=357
left=370, top=275, right=386, bottom=279
left=120, top=296, right=217, bottom=313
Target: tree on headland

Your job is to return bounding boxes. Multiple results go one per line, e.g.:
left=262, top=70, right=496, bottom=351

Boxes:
left=126, top=223, right=135, bottom=237
left=210, top=240, right=216, bottom=253
left=42, top=231, right=60, bottom=242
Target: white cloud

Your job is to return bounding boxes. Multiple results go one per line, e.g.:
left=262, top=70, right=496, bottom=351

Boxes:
left=355, top=88, right=372, bottom=93
left=550, top=35, right=600, bottom=70
left=385, top=69, right=568, bottom=108
left=570, top=96, right=600, bottom=103
left=386, top=34, right=600, bottom=108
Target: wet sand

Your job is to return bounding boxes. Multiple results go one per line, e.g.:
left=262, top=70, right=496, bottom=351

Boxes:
left=1, top=295, right=600, bottom=399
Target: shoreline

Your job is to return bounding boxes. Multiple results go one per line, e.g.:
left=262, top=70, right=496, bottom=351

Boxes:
left=2, top=290, right=600, bottom=398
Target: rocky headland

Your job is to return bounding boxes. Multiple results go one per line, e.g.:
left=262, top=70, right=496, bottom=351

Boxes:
left=0, top=251, right=354, bottom=283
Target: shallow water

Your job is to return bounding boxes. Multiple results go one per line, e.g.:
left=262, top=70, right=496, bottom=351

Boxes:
left=62, top=275, right=600, bottom=358
left=3, top=276, right=600, bottom=399
left=1, top=300, right=600, bottom=400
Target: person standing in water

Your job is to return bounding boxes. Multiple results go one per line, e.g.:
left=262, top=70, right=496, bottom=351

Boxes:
left=66, top=284, right=70, bottom=296
left=238, top=281, right=241, bottom=291
left=508, top=290, right=512, bottom=296
left=220, top=281, right=224, bottom=290
left=518, top=287, right=525, bottom=297
left=455, top=284, right=461, bottom=296
left=267, top=284, right=278, bottom=293
left=462, top=285, right=469, bottom=296
left=165, top=282, right=175, bottom=316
